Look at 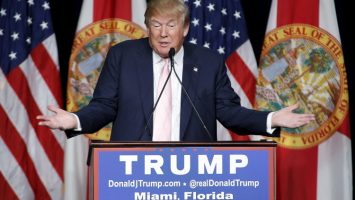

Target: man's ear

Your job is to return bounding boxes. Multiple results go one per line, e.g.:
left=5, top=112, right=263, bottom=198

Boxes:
left=183, top=24, right=190, bottom=37
left=146, top=26, right=150, bottom=35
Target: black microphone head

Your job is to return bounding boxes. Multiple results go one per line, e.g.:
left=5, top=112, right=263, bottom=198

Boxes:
left=169, top=48, right=175, bottom=58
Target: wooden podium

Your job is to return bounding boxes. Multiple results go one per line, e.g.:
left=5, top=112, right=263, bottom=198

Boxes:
left=88, top=141, right=276, bottom=200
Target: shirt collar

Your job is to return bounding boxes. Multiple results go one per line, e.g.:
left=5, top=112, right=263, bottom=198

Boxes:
left=152, top=47, right=184, bottom=64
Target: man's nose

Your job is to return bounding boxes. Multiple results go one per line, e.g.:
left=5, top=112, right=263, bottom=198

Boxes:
left=160, top=26, right=168, bottom=37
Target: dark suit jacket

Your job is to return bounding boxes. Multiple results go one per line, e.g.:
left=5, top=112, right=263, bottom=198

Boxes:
left=67, top=38, right=278, bottom=141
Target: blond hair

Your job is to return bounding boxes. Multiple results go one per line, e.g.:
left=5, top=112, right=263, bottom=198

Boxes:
left=144, top=0, right=190, bottom=27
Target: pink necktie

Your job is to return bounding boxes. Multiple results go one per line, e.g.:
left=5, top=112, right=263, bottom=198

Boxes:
left=153, top=59, right=172, bottom=141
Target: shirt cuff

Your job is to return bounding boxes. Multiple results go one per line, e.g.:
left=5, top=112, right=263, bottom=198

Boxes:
left=266, top=112, right=276, bottom=134
left=71, top=113, right=82, bottom=131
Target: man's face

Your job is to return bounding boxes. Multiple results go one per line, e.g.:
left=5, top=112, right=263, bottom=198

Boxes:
left=147, top=14, right=189, bottom=58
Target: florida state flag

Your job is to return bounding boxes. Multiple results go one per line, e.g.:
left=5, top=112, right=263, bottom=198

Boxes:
left=64, top=1, right=146, bottom=199
left=255, top=0, right=352, bottom=199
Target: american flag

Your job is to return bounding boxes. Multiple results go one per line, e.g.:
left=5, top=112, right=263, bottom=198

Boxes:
left=0, top=0, right=66, bottom=199
left=185, top=0, right=260, bottom=140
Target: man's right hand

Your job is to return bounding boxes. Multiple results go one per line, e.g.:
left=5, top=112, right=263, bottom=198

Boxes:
left=37, top=105, right=77, bottom=131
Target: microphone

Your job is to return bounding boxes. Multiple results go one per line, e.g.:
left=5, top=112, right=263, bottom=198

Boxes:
left=169, top=48, right=214, bottom=141
left=168, top=47, right=175, bottom=60
left=142, top=52, right=173, bottom=140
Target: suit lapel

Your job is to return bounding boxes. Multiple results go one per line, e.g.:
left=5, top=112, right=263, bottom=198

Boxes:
left=135, top=39, right=154, bottom=134
left=180, top=44, right=200, bottom=139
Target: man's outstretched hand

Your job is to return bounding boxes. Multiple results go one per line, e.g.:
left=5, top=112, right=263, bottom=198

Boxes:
left=272, top=103, right=315, bottom=128
left=37, top=105, right=77, bottom=131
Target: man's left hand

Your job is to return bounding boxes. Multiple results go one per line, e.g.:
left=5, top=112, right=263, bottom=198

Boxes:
left=272, top=103, right=315, bottom=128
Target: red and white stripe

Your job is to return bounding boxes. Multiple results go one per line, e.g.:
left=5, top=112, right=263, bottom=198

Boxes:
left=265, top=0, right=352, bottom=199
left=0, top=35, right=65, bottom=199
left=64, top=1, right=147, bottom=199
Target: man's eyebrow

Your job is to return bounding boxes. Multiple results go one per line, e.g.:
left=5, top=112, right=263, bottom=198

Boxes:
left=150, top=19, right=160, bottom=23
left=150, top=18, right=178, bottom=24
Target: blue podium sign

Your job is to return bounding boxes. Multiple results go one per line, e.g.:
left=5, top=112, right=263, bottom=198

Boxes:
left=91, top=142, right=275, bottom=200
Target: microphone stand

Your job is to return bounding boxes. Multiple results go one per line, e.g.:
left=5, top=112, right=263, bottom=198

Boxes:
left=142, top=55, right=173, bottom=140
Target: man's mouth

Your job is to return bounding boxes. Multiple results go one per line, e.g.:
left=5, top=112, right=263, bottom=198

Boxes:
left=159, top=42, right=170, bottom=47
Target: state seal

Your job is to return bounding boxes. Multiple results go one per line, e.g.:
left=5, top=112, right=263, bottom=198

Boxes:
left=67, top=19, right=147, bottom=141
left=255, top=24, right=348, bottom=149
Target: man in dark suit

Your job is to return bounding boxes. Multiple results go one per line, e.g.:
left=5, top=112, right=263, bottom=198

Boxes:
left=37, top=0, right=314, bottom=141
